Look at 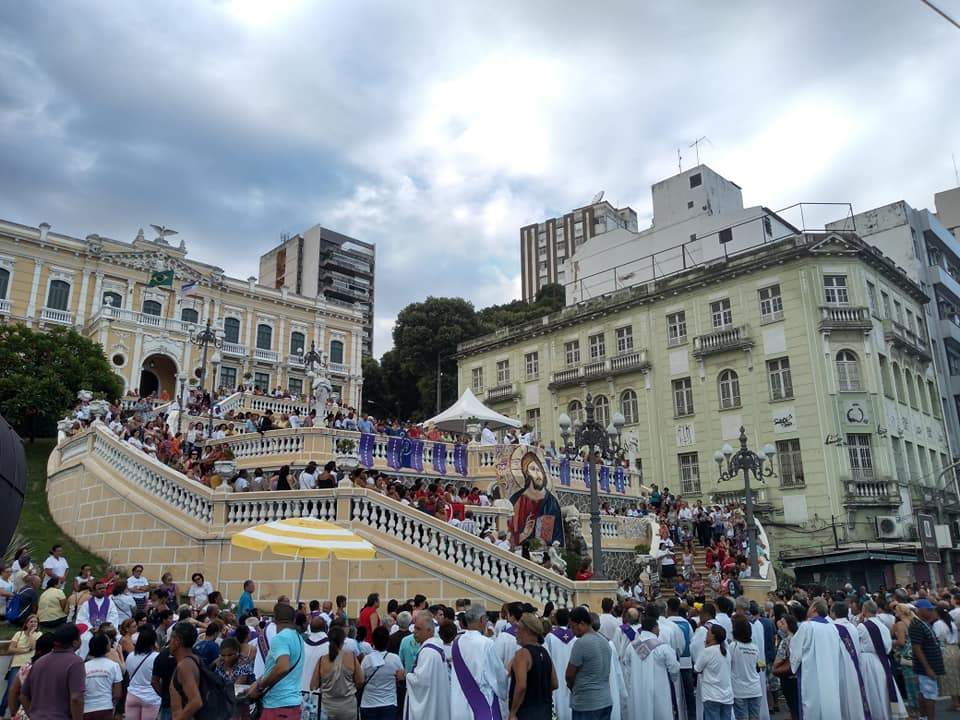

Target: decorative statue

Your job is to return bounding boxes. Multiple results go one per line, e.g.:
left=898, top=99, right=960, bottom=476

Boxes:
left=548, top=541, right=567, bottom=574
left=562, top=505, right=588, bottom=557
left=308, top=369, right=332, bottom=419
left=625, top=430, right=640, bottom=469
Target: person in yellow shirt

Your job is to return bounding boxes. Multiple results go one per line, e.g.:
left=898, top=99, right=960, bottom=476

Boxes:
left=37, top=575, right=69, bottom=629
left=1, top=614, right=40, bottom=709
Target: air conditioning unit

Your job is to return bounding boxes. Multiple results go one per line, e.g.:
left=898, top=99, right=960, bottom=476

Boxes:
left=876, top=515, right=903, bottom=540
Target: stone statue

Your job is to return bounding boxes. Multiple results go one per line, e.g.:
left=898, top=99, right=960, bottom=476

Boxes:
left=548, top=541, right=567, bottom=575
left=308, top=369, right=332, bottom=419
left=625, top=430, right=640, bottom=469
left=562, top=505, right=588, bottom=557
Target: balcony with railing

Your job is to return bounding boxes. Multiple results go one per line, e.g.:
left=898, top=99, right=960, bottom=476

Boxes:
left=609, top=349, right=651, bottom=375
left=842, top=471, right=899, bottom=507
left=329, top=362, right=350, bottom=375
left=939, top=317, right=960, bottom=350
left=486, top=382, right=519, bottom=403
left=0, top=298, right=10, bottom=315
left=882, top=319, right=932, bottom=362
left=222, top=342, right=246, bottom=357
left=818, top=306, right=873, bottom=334
left=691, top=325, right=753, bottom=358
left=287, top=354, right=305, bottom=368
left=41, top=307, right=74, bottom=325
left=88, top=307, right=198, bottom=335
left=583, top=359, right=607, bottom=380
left=253, top=347, right=279, bottom=363
left=550, top=366, right=583, bottom=388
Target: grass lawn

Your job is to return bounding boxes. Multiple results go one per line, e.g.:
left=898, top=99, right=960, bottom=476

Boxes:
left=1, top=438, right=109, bottom=639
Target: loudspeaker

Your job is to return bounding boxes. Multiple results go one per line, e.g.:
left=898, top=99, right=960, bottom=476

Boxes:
left=0, top=413, right=26, bottom=554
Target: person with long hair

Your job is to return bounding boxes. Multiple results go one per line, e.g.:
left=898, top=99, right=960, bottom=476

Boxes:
left=84, top=633, right=124, bottom=720
left=1, top=615, right=41, bottom=711
left=125, top=625, right=161, bottom=720
left=272, top=465, right=293, bottom=491
left=695, top=624, right=733, bottom=720
left=729, top=616, right=762, bottom=720
left=934, top=604, right=960, bottom=710
left=313, top=625, right=364, bottom=720
left=894, top=603, right=920, bottom=713
left=359, top=625, right=404, bottom=720
left=6, top=632, right=54, bottom=720
left=772, top=615, right=799, bottom=720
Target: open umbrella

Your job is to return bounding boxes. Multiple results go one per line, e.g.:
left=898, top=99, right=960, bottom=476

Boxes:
left=230, top=518, right=375, bottom=603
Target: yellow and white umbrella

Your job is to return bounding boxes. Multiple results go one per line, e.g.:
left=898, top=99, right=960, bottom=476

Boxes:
left=230, top=518, right=375, bottom=602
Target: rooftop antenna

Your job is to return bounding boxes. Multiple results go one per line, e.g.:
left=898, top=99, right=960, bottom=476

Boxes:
left=677, top=148, right=683, bottom=172
left=953, top=153, right=959, bottom=186
left=688, top=136, right=712, bottom=166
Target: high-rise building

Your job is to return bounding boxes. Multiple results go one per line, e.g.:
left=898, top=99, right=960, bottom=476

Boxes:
left=935, top=186, right=960, bottom=242
left=259, top=225, right=375, bottom=358
left=520, top=199, right=638, bottom=302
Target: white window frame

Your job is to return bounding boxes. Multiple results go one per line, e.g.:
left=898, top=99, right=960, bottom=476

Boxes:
left=824, top=275, right=849, bottom=306
left=620, top=389, right=639, bottom=425
left=679, top=453, right=701, bottom=494
left=710, top=298, right=733, bottom=329
left=758, top=284, right=783, bottom=323
left=767, top=358, right=793, bottom=400
left=846, top=433, right=874, bottom=481
left=496, top=359, right=511, bottom=385
left=589, top=333, right=606, bottom=360
left=673, top=377, right=694, bottom=417
left=565, top=340, right=581, bottom=366
left=718, top=369, right=741, bottom=410
left=776, top=439, right=805, bottom=487
left=471, top=367, right=484, bottom=393
left=667, top=312, right=687, bottom=346
left=615, top=326, right=634, bottom=354
left=524, top=351, right=539, bottom=380
left=836, top=350, right=862, bottom=392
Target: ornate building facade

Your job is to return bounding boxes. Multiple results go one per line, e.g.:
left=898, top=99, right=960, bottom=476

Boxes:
left=0, top=219, right=364, bottom=405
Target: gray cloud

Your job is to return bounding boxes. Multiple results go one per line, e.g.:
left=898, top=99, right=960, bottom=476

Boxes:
left=0, top=0, right=957, bottom=355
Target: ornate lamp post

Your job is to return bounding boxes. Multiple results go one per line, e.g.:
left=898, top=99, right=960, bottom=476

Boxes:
left=714, top=426, right=776, bottom=579
left=557, top=393, right=625, bottom=580
left=191, top=319, right=222, bottom=437
left=175, top=373, right=188, bottom=440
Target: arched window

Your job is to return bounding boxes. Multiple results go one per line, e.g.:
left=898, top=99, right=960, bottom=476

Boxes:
left=330, top=340, right=344, bottom=364
left=46, top=280, right=70, bottom=310
left=567, top=400, right=584, bottom=426
left=290, top=331, right=305, bottom=356
left=620, top=389, right=639, bottom=425
left=0, top=268, right=8, bottom=299
left=102, top=291, right=122, bottom=309
left=718, top=369, right=741, bottom=409
left=256, top=324, right=273, bottom=350
left=836, top=350, right=861, bottom=392
left=142, top=300, right=162, bottom=317
left=180, top=307, right=199, bottom=324
left=906, top=371, right=919, bottom=409
left=223, top=317, right=241, bottom=344
left=892, top=362, right=905, bottom=404
left=593, top=395, right=609, bottom=427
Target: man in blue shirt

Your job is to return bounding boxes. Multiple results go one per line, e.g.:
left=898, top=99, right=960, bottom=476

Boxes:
left=237, top=579, right=256, bottom=618
left=246, top=603, right=304, bottom=718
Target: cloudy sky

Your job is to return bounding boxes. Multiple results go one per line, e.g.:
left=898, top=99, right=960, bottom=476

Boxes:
left=1, top=1, right=958, bottom=355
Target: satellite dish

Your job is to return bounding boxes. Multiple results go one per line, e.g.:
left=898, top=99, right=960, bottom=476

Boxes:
left=590, top=191, right=604, bottom=205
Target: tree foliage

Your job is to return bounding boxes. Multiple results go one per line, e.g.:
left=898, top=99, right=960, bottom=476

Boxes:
left=366, top=284, right=566, bottom=421
left=0, top=324, right=123, bottom=438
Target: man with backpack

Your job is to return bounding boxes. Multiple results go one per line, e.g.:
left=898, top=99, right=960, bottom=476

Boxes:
left=6, top=574, right=39, bottom=625
left=168, top=621, right=236, bottom=720
left=246, top=603, right=305, bottom=720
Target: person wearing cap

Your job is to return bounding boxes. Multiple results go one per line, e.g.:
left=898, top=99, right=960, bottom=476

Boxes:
left=450, top=603, right=508, bottom=720
left=910, top=598, right=945, bottom=720
left=246, top=603, right=305, bottom=719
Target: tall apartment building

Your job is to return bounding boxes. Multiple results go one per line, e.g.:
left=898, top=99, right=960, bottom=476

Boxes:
left=826, top=191, right=960, bottom=457
left=259, top=225, right=375, bottom=358
left=520, top=200, right=638, bottom=301
left=563, top=166, right=797, bottom=305
left=460, top=228, right=957, bottom=587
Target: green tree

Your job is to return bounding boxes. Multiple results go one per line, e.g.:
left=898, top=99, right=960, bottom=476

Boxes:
left=0, top=324, right=123, bottom=439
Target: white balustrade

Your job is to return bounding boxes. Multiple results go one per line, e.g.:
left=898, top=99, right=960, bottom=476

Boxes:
left=254, top=348, right=280, bottom=363
left=41, top=307, right=73, bottom=325
left=328, top=362, right=350, bottom=375
left=0, top=298, right=10, bottom=314
left=246, top=395, right=309, bottom=416
left=222, top=342, right=246, bottom=357
left=223, top=431, right=306, bottom=459
left=225, top=494, right=337, bottom=525
left=214, top=391, right=244, bottom=414
left=288, top=354, right=305, bottom=367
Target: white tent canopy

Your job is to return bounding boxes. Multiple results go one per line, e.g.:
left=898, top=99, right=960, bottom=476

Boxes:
left=423, top=388, right=521, bottom=432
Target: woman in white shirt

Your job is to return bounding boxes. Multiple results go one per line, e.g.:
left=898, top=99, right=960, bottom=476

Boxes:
left=729, top=616, right=763, bottom=720
left=694, top=624, right=733, bottom=720
left=187, top=572, right=213, bottom=610
left=359, top=625, right=405, bottom=718
left=124, top=626, right=161, bottom=720
left=127, top=565, right=151, bottom=609
left=934, top=606, right=960, bottom=707
left=84, top=634, right=124, bottom=720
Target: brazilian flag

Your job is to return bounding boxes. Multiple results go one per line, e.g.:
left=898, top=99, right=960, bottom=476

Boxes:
left=148, top=269, right=174, bottom=288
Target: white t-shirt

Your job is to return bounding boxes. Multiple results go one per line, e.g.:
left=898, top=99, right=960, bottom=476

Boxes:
left=728, top=640, right=762, bottom=699
left=188, top=581, right=213, bottom=607
left=694, top=644, right=734, bottom=705
left=84, top=656, right=123, bottom=712
left=0, top=577, right=12, bottom=614
left=298, top=471, right=318, bottom=490
left=234, top=476, right=250, bottom=492
left=127, top=651, right=161, bottom=705
left=127, top=575, right=150, bottom=600
left=934, top=619, right=959, bottom=645
left=43, top=555, right=69, bottom=580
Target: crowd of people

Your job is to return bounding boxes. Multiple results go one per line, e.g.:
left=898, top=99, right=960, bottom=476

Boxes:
left=6, top=543, right=960, bottom=720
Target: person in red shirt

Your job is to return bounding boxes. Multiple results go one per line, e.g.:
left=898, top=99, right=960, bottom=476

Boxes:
left=357, top=593, right=380, bottom=636
left=407, top=425, right=423, bottom=439
left=575, top=559, right=594, bottom=581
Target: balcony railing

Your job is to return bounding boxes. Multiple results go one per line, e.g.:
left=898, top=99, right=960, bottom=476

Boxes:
left=288, top=354, right=305, bottom=367
left=254, top=348, right=279, bottom=363
left=843, top=475, right=899, bottom=507
left=550, top=367, right=582, bottom=388
left=818, top=306, right=873, bottom=333
left=222, top=342, right=246, bottom=357
left=92, top=307, right=199, bottom=335
left=0, top=298, right=10, bottom=315
left=41, top=307, right=73, bottom=325
left=486, top=382, right=518, bottom=403
left=692, top=325, right=753, bottom=358
left=883, top=320, right=932, bottom=362
left=549, top=352, right=652, bottom=389
left=610, top=349, right=651, bottom=374
left=329, top=362, right=350, bottom=375
left=583, top=360, right=607, bottom=379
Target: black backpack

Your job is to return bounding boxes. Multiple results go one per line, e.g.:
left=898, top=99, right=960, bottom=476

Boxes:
left=180, top=655, right=237, bottom=720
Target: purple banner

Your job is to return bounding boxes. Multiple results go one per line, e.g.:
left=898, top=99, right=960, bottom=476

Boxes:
left=407, top=439, right=424, bottom=472
left=614, top=467, right=625, bottom=493
left=386, top=436, right=403, bottom=470
left=599, top=465, right=610, bottom=493
left=559, top=457, right=571, bottom=486
left=453, top=443, right=468, bottom=476
left=358, top=433, right=376, bottom=468
left=432, top=442, right=447, bottom=474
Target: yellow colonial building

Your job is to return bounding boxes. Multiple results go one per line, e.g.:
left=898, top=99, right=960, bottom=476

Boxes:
left=0, top=218, right=364, bottom=404
left=457, top=231, right=960, bottom=587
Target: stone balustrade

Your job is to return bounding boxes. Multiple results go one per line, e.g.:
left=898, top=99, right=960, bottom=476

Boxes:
left=818, top=305, right=873, bottom=333
left=692, top=325, right=754, bottom=357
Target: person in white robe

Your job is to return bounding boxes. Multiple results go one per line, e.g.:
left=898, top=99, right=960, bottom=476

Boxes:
left=654, top=605, right=687, bottom=720
left=544, top=610, right=576, bottom=720
left=789, top=600, right=845, bottom=720
left=494, top=604, right=523, bottom=669
left=607, top=637, right=628, bottom=720
left=450, top=604, right=508, bottom=720
left=404, top=611, right=451, bottom=720
left=858, top=601, right=907, bottom=720
left=667, top=599, right=696, bottom=720
left=301, top=617, right=329, bottom=692
left=623, top=614, right=680, bottom=720
left=75, top=582, right=119, bottom=630
left=832, top=601, right=867, bottom=720
left=614, top=608, right=642, bottom=663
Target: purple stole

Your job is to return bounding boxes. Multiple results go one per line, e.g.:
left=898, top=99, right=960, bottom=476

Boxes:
left=257, top=627, right=271, bottom=661
left=620, top=624, right=637, bottom=642
left=412, top=641, right=445, bottom=670
left=503, top=625, right=517, bottom=637
left=633, top=637, right=679, bottom=720
left=87, top=597, right=110, bottom=628
left=863, top=619, right=898, bottom=703
left=550, top=627, right=574, bottom=644
left=451, top=636, right=502, bottom=720
left=835, top=623, right=873, bottom=720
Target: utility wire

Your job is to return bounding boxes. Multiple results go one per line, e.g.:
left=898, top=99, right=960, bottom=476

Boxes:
left=919, top=0, right=960, bottom=29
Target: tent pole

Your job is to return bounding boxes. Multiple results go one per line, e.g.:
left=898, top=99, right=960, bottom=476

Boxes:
left=295, top=557, right=305, bottom=605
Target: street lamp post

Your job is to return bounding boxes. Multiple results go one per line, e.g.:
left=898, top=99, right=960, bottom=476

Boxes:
left=175, top=373, right=188, bottom=440
left=558, top=393, right=625, bottom=580
left=191, top=319, right=222, bottom=438
left=714, top=426, right=776, bottom=579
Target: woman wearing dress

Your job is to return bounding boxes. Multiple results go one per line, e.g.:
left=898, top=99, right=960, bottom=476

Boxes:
left=934, top=605, right=960, bottom=710
left=312, top=625, right=364, bottom=720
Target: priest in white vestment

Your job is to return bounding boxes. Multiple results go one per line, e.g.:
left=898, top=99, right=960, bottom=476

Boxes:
left=404, top=611, right=451, bottom=720
left=614, top=608, right=642, bottom=663
left=450, top=604, right=508, bottom=720
left=858, top=601, right=907, bottom=720
left=494, top=604, right=524, bottom=669
left=789, top=600, right=845, bottom=720
left=607, top=637, right=628, bottom=720
left=544, top=611, right=576, bottom=720
left=654, top=606, right=687, bottom=720
left=832, top=601, right=867, bottom=720
left=76, top=582, right=119, bottom=630
left=623, top=615, right=680, bottom=720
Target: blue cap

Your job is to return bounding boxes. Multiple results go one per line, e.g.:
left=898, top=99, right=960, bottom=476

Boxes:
left=914, top=599, right=935, bottom=610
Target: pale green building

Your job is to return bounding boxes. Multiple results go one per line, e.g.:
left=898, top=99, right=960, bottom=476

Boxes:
left=456, top=231, right=958, bottom=588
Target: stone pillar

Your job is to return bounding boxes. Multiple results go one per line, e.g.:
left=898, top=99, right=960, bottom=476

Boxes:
left=76, top=270, right=91, bottom=325
left=126, top=279, right=135, bottom=311
left=132, top=331, right=144, bottom=391
left=26, top=259, right=42, bottom=326
left=92, top=272, right=104, bottom=316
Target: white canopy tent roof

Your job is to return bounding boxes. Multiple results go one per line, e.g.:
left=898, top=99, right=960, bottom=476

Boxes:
left=424, top=388, right=522, bottom=433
